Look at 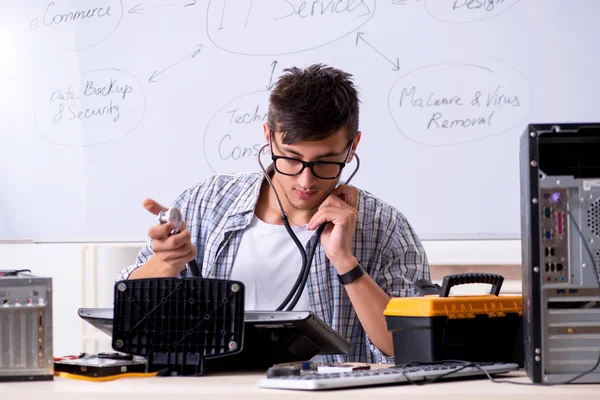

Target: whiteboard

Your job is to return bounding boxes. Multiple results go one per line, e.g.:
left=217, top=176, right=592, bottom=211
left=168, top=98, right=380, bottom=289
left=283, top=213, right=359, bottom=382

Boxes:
left=1, top=0, right=599, bottom=242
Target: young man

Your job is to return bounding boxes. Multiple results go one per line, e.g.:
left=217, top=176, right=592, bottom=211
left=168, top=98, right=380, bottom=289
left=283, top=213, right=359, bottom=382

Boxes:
left=118, top=64, right=430, bottom=364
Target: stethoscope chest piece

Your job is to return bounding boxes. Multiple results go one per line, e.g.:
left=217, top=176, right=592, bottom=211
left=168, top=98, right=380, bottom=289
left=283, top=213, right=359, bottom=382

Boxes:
left=157, top=207, right=183, bottom=232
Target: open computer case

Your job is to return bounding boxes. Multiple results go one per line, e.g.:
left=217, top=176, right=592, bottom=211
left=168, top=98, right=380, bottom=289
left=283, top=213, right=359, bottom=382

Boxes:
left=520, top=123, right=600, bottom=384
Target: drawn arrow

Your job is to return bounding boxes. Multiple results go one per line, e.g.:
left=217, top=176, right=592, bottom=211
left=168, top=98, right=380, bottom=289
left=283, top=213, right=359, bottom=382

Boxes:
left=391, top=0, right=420, bottom=5
left=149, top=44, right=203, bottom=83
left=129, top=0, right=197, bottom=15
left=266, top=61, right=278, bottom=90
left=355, top=32, right=400, bottom=71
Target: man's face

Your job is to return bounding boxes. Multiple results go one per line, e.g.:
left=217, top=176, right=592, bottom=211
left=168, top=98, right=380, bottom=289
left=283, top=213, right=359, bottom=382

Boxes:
left=266, top=127, right=357, bottom=213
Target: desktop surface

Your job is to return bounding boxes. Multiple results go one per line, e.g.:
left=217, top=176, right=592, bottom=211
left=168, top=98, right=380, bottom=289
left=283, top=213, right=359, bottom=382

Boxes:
left=1, top=369, right=599, bottom=400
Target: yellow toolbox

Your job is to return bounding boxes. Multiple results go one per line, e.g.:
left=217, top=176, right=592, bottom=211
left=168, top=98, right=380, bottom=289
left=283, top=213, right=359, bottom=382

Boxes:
left=384, top=273, right=523, bottom=366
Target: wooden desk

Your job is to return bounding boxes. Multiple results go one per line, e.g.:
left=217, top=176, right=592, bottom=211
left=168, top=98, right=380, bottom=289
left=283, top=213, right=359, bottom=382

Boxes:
left=0, top=370, right=598, bottom=400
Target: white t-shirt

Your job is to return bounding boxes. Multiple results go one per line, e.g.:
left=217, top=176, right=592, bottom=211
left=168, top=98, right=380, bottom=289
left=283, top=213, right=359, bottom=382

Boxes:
left=229, top=214, right=315, bottom=311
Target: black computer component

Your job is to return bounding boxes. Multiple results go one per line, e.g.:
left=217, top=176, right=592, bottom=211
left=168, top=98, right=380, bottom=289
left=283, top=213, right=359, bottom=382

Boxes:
left=205, top=310, right=350, bottom=372
left=81, top=279, right=350, bottom=376
left=112, top=277, right=245, bottom=376
left=79, top=307, right=351, bottom=361
left=520, top=123, right=600, bottom=384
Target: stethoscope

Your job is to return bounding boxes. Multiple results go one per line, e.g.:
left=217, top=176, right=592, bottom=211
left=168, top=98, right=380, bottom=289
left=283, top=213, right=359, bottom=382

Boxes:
left=156, top=140, right=360, bottom=311
left=257, top=140, right=360, bottom=311
left=156, top=207, right=203, bottom=278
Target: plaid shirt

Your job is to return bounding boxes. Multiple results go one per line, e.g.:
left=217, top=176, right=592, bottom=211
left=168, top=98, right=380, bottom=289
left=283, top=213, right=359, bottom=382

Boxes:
left=118, top=171, right=430, bottom=364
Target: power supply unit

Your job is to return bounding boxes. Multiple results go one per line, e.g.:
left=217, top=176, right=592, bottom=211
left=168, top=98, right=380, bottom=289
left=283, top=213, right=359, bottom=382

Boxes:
left=0, top=270, right=53, bottom=381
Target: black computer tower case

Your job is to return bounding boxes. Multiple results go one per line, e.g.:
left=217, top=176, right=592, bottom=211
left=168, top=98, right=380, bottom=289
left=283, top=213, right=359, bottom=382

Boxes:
left=520, top=123, right=600, bottom=384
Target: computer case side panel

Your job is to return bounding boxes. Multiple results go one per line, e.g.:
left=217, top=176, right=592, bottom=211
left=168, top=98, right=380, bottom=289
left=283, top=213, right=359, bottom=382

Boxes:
left=520, top=125, right=543, bottom=383
left=0, top=274, right=53, bottom=381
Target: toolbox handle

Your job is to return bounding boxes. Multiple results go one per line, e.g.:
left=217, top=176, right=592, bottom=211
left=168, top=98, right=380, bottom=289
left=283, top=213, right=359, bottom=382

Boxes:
left=439, top=273, right=504, bottom=297
left=413, top=279, right=442, bottom=296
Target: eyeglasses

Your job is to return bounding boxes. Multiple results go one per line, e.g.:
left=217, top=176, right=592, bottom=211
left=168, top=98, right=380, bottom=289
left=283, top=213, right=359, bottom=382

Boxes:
left=270, top=136, right=353, bottom=180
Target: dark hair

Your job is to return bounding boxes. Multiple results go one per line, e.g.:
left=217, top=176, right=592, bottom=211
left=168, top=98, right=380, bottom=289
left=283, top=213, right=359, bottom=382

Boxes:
left=268, top=64, right=360, bottom=144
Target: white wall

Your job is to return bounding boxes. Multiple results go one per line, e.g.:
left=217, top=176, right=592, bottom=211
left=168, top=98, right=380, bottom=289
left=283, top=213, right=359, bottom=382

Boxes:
left=0, top=240, right=522, bottom=357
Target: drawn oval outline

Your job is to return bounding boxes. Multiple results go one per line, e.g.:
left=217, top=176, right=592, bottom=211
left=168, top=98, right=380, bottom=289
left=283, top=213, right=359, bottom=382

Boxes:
left=34, top=68, right=146, bottom=148
left=387, top=61, right=533, bottom=147
left=205, top=0, right=376, bottom=56
left=424, top=0, right=520, bottom=24
left=36, top=0, right=124, bottom=53
left=203, top=90, right=269, bottom=173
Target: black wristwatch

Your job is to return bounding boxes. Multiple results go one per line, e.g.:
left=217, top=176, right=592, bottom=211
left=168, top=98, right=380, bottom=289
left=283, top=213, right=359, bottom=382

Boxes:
left=338, top=263, right=366, bottom=285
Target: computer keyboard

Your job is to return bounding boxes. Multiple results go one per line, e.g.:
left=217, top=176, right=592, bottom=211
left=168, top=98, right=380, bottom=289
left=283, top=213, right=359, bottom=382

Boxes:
left=257, top=361, right=519, bottom=391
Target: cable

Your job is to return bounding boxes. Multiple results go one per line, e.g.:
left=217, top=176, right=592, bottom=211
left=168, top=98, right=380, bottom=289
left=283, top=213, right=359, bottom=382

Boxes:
left=548, top=205, right=600, bottom=384
left=505, top=195, right=600, bottom=385
left=563, top=207, right=600, bottom=283
left=0, top=269, right=32, bottom=277
left=395, top=360, right=487, bottom=386
left=388, top=360, right=574, bottom=387
left=404, top=361, right=546, bottom=387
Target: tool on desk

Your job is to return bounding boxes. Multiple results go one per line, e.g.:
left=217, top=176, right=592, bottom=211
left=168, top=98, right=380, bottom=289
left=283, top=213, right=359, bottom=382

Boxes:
left=316, top=362, right=370, bottom=374
left=157, top=206, right=202, bottom=278
left=266, top=361, right=371, bottom=377
left=266, top=361, right=315, bottom=378
left=384, top=273, right=523, bottom=367
left=53, top=353, right=154, bottom=381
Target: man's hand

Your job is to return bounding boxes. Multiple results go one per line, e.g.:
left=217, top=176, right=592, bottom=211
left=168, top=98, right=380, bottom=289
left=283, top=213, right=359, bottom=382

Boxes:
left=307, top=185, right=359, bottom=274
left=130, top=199, right=196, bottom=279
